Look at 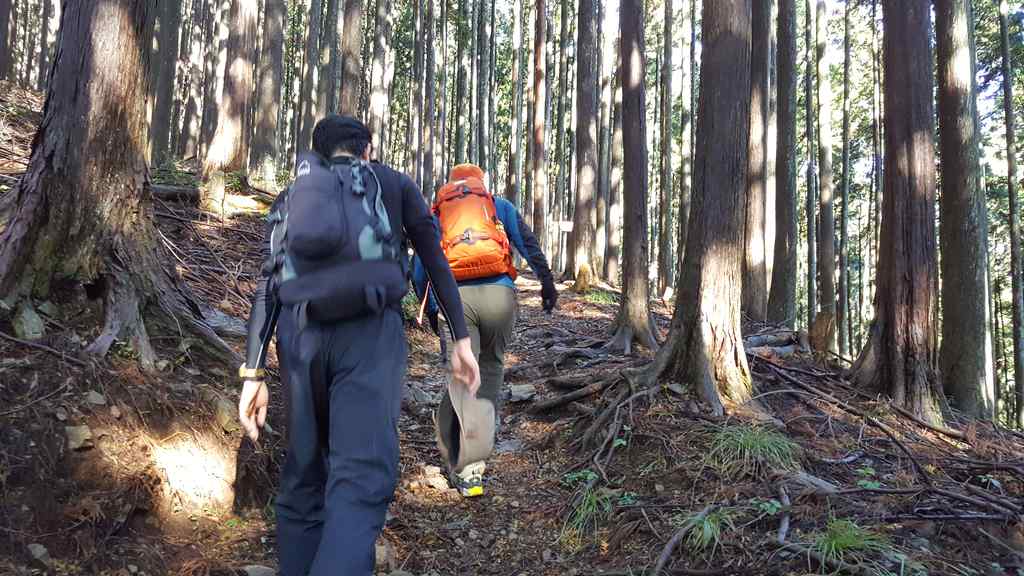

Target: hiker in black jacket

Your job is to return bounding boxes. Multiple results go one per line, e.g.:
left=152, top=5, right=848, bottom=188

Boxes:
left=237, top=115, right=480, bottom=576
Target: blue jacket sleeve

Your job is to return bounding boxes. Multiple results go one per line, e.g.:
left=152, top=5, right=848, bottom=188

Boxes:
left=411, top=255, right=438, bottom=315
left=495, top=198, right=554, bottom=285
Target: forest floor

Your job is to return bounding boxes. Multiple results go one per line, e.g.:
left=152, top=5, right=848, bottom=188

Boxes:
left=3, top=82, right=1024, bottom=576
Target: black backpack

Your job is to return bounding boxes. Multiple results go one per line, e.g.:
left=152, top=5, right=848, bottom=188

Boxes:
left=263, top=152, right=407, bottom=325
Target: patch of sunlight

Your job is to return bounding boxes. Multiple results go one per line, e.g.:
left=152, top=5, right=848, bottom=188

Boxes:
left=221, top=194, right=267, bottom=216
left=150, top=433, right=236, bottom=513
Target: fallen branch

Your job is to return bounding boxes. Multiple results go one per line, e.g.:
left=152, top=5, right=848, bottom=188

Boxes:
left=744, top=331, right=798, bottom=349
left=747, top=344, right=800, bottom=359
left=776, top=485, right=791, bottom=545
left=653, top=505, right=714, bottom=576
left=529, top=377, right=617, bottom=414
left=0, top=330, right=88, bottom=367
left=150, top=184, right=199, bottom=202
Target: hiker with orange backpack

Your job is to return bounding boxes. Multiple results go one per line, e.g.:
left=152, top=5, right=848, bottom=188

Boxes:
left=412, top=163, right=557, bottom=496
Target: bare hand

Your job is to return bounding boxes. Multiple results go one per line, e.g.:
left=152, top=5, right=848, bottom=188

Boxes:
left=450, top=337, right=481, bottom=396
left=238, top=380, right=269, bottom=442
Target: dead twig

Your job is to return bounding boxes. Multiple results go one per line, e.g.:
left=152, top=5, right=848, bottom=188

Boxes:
left=0, top=330, right=88, bottom=368
left=653, top=505, right=714, bottom=575
left=0, top=377, right=73, bottom=417
left=529, top=376, right=619, bottom=414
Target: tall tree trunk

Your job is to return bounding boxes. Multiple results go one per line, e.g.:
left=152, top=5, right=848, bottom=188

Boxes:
left=298, top=0, right=323, bottom=152
left=202, top=0, right=259, bottom=209
left=596, top=0, right=617, bottom=279
left=936, top=0, right=994, bottom=419
left=250, top=0, right=286, bottom=188
left=743, top=0, right=770, bottom=323
left=607, top=0, right=657, bottom=353
left=505, top=0, right=524, bottom=206
left=476, top=0, right=490, bottom=168
left=531, top=0, right=548, bottom=252
left=677, top=0, right=695, bottom=281
left=0, top=0, right=11, bottom=80
left=178, top=0, right=208, bottom=158
left=656, top=0, right=673, bottom=298
left=151, top=0, right=182, bottom=166
left=838, top=0, right=851, bottom=355
left=340, top=0, right=364, bottom=115
left=20, top=0, right=36, bottom=87
left=5, top=0, right=16, bottom=81
left=553, top=0, right=570, bottom=261
left=34, top=0, right=51, bottom=90
left=606, top=66, right=622, bottom=285
left=321, top=0, right=340, bottom=114
left=768, top=0, right=797, bottom=327
left=0, top=0, right=235, bottom=368
left=369, top=0, right=394, bottom=158
left=814, top=0, right=835, bottom=351
left=998, top=0, right=1024, bottom=428
left=803, top=0, right=816, bottom=330
left=868, top=0, right=881, bottom=322
left=568, top=0, right=597, bottom=288
left=645, top=0, right=753, bottom=415
left=408, top=0, right=423, bottom=183
left=851, top=0, right=942, bottom=424
left=487, top=0, right=497, bottom=181
left=455, top=0, right=469, bottom=165
left=422, top=0, right=436, bottom=197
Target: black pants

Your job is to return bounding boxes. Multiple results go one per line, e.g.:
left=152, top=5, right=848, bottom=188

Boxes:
left=275, top=307, right=406, bottom=576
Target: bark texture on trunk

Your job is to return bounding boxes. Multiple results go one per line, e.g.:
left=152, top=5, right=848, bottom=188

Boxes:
left=743, top=0, right=770, bottom=323
left=767, top=0, right=797, bottom=327
left=656, top=0, right=673, bottom=297
left=803, top=0, right=816, bottom=330
left=936, top=0, right=994, bottom=419
left=851, top=0, right=942, bottom=424
left=0, top=0, right=235, bottom=368
left=35, top=0, right=52, bottom=90
left=298, top=0, right=323, bottom=152
left=650, top=0, right=753, bottom=415
left=0, top=0, right=11, bottom=79
left=838, top=0, right=851, bottom=355
left=606, top=72, right=623, bottom=286
left=340, top=0, right=365, bottom=115
left=250, top=0, right=286, bottom=188
left=608, top=0, right=657, bottom=353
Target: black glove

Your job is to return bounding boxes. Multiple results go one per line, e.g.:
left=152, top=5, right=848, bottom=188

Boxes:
left=541, top=280, right=558, bottom=313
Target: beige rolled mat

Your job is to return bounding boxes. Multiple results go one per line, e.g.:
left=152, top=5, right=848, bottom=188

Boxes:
left=445, top=375, right=495, bottom=472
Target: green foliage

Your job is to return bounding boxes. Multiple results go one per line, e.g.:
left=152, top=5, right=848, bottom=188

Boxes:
left=856, top=465, right=883, bottom=489
left=749, top=497, right=783, bottom=517
left=558, top=470, right=613, bottom=552
left=812, top=518, right=891, bottom=568
left=705, top=424, right=801, bottom=479
left=583, top=289, right=620, bottom=305
left=225, top=170, right=248, bottom=194
left=617, top=491, right=639, bottom=507
left=151, top=161, right=199, bottom=188
left=401, top=291, right=421, bottom=323
left=671, top=507, right=737, bottom=557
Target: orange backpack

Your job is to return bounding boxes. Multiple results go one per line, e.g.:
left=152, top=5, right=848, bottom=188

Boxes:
left=432, top=175, right=517, bottom=282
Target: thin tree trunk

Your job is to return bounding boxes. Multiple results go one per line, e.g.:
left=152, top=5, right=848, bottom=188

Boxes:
left=870, top=0, right=881, bottom=314
left=656, top=0, right=673, bottom=298
left=998, top=0, right=1024, bottom=428
left=531, top=0, right=548, bottom=253
left=455, top=0, right=469, bottom=165
left=554, top=0, right=570, bottom=262
left=606, top=63, right=622, bottom=285
left=803, top=0, right=816, bottom=330
left=298, top=0, right=323, bottom=151
left=250, top=0, right=286, bottom=188
left=648, top=0, right=753, bottom=415
left=768, top=0, right=797, bottom=327
left=34, top=0, right=51, bottom=90
left=814, top=0, right=836, bottom=351
left=339, top=0, right=364, bottom=115
left=851, top=0, right=942, bottom=424
left=607, top=0, right=657, bottom=353
left=838, top=0, right=851, bottom=355
left=369, top=0, right=394, bottom=158
left=936, top=0, right=994, bottom=418
left=5, top=0, right=16, bottom=81
left=179, top=0, right=208, bottom=158
left=0, top=0, right=235, bottom=368
left=409, top=0, right=423, bottom=183
left=506, top=0, right=524, bottom=206
left=476, top=0, right=490, bottom=168
left=422, top=0, right=436, bottom=198
left=0, top=0, right=11, bottom=80
left=151, top=0, right=183, bottom=166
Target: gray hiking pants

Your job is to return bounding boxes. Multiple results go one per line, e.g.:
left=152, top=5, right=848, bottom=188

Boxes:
left=436, top=283, right=517, bottom=473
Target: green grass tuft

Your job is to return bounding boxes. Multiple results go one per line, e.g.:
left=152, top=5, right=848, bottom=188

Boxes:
left=558, top=471, right=613, bottom=552
left=151, top=161, right=199, bottom=188
left=583, top=289, right=620, bottom=305
left=705, top=424, right=801, bottom=479
left=812, top=518, right=891, bottom=567
left=672, top=507, right=737, bottom=557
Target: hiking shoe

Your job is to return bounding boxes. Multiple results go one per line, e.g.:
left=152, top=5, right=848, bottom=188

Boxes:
left=452, top=461, right=486, bottom=498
